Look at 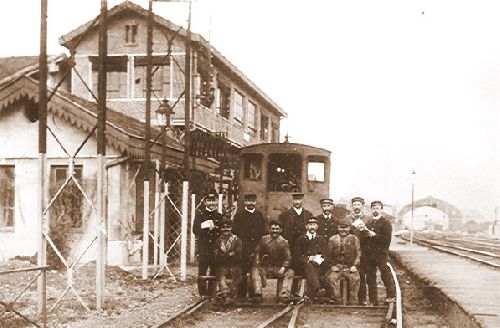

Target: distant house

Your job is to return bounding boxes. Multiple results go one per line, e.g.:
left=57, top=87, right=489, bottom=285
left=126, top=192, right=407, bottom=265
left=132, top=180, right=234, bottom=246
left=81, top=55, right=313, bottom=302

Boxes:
left=0, top=0, right=286, bottom=265
left=398, top=196, right=463, bottom=231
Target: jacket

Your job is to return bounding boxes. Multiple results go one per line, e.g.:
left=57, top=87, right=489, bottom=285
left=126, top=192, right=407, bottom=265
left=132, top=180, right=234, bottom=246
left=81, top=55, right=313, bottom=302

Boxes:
left=254, top=235, right=292, bottom=268
left=327, top=234, right=360, bottom=267
left=278, top=207, right=313, bottom=252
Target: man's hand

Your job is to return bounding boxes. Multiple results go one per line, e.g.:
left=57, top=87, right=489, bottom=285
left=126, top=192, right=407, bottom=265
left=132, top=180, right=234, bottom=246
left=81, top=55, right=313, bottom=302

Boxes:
left=228, top=251, right=235, bottom=257
left=349, top=266, right=357, bottom=273
left=367, top=230, right=376, bottom=237
left=278, top=266, right=285, bottom=276
left=331, top=265, right=339, bottom=272
left=308, top=255, right=316, bottom=262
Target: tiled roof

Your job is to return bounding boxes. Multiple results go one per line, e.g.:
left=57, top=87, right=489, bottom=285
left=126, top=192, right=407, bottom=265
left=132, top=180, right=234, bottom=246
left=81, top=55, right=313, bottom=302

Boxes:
left=0, top=56, right=39, bottom=81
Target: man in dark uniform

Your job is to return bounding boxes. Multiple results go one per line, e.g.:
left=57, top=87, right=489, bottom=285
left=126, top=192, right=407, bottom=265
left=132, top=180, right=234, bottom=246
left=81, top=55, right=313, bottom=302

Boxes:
left=278, top=193, right=313, bottom=255
left=213, top=219, right=243, bottom=304
left=348, top=196, right=370, bottom=305
left=232, top=193, right=266, bottom=299
left=294, top=218, right=329, bottom=299
left=357, top=200, right=396, bottom=305
left=192, top=189, right=223, bottom=296
left=251, top=220, right=294, bottom=303
left=325, top=217, right=361, bottom=305
left=316, top=198, right=340, bottom=241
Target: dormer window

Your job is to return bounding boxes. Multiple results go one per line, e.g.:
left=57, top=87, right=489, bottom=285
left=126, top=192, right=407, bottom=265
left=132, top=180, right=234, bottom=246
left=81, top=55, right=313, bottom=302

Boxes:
left=125, top=24, right=138, bottom=44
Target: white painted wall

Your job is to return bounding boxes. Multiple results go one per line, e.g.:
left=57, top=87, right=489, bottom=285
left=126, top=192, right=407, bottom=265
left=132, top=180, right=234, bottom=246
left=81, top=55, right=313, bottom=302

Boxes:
left=402, top=206, right=449, bottom=231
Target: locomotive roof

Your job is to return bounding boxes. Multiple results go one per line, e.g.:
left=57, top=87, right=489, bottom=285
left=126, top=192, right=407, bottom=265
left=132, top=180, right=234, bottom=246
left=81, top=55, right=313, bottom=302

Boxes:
left=240, top=142, right=331, bottom=155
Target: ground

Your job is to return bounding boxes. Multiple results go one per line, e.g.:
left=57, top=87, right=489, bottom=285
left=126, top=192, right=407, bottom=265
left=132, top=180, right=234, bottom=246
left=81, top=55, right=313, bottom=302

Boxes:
left=0, top=259, right=199, bottom=328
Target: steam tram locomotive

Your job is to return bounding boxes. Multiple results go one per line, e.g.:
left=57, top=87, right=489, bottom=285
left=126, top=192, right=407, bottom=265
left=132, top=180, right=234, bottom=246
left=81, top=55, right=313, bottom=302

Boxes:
left=237, top=142, right=331, bottom=220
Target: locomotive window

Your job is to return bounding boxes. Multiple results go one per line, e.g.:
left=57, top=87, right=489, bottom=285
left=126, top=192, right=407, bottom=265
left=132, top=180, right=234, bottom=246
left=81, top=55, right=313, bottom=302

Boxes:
left=268, top=153, right=301, bottom=192
left=243, top=154, right=262, bottom=181
left=308, top=161, right=325, bottom=182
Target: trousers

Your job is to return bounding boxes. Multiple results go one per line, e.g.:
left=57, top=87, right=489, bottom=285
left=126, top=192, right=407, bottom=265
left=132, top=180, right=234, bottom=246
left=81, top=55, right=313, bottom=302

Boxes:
left=251, top=265, right=294, bottom=298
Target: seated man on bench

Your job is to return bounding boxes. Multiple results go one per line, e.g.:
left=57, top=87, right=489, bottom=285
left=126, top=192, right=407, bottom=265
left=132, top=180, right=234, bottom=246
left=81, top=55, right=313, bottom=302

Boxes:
left=325, top=217, right=361, bottom=305
left=251, top=220, right=294, bottom=303
left=214, top=219, right=243, bottom=304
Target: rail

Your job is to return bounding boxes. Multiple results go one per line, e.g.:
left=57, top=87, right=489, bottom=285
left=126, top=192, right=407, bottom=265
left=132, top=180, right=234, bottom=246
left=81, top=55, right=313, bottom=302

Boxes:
left=387, top=262, right=403, bottom=328
left=0, top=265, right=49, bottom=328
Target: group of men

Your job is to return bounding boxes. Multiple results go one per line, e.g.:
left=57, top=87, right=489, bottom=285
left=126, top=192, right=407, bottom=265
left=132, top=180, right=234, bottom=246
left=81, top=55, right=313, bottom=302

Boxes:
left=193, top=190, right=395, bottom=305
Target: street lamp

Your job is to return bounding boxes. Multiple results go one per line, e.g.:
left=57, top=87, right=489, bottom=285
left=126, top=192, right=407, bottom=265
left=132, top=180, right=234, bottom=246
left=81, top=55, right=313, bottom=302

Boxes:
left=410, top=169, right=416, bottom=247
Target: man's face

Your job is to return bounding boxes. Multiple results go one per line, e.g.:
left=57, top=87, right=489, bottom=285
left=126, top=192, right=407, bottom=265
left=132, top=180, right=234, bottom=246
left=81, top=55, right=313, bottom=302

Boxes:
left=221, top=227, right=231, bottom=236
left=322, top=203, right=333, bottom=214
left=371, top=204, right=382, bottom=217
left=244, top=199, right=256, bottom=210
left=292, top=198, right=303, bottom=209
left=270, top=224, right=282, bottom=238
left=306, top=222, right=318, bottom=234
left=338, top=226, right=350, bottom=236
left=352, top=201, right=363, bottom=214
left=205, top=197, right=217, bottom=211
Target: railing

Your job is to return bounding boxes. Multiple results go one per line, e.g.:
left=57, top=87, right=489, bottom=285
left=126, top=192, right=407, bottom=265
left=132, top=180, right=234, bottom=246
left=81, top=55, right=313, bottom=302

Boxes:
left=0, top=266, right=49, bottom=328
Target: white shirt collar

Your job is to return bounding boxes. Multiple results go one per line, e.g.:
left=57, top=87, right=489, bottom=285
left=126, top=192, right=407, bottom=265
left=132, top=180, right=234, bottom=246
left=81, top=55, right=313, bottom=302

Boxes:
left=206, top=207, right=215, bottom=212
left=323, top=214, right=331, bottom=219
left=306, top=231, right=316, bottom=240
left=373, top=215, right=382, bottom=220
left=245, top=207, right=255, bottom=214
left=293, top=207, right=303, bottom=215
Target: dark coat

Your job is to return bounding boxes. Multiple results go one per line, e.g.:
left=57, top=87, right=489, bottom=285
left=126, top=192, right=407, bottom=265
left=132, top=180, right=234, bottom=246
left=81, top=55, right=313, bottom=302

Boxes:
left=278, top=207, right=313, bottom=252
left=293, top=234, right=329, bottom=268
left=327, top=234, right=360, bottom=267
left=192, top=208, right=223, bottom=256
left=254, top=235, right=292, bottom=268
left=316, top=214, right=340, bottom=241
left=213, top=233, right=243, bottom=266
left=232, top=208, right=266, bottom=263
left=360, top=216, right=392, bottom=260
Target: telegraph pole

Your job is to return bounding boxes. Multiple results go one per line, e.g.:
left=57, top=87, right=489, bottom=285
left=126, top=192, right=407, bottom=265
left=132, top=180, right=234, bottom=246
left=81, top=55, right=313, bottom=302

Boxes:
left=96, top=0, right=108, bottom=308
left=142, top=0, right=154, bottom=279
left=37, top=0, right=48, bottom=320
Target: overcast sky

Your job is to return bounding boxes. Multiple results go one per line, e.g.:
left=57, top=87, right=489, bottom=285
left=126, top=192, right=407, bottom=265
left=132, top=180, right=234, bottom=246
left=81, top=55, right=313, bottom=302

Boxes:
left=1, top=0, right=498, bottom=219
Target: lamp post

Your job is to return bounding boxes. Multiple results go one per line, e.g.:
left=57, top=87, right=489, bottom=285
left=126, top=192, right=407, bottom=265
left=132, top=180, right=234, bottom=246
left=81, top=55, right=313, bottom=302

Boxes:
left=410, top=169, right=416, bottom=247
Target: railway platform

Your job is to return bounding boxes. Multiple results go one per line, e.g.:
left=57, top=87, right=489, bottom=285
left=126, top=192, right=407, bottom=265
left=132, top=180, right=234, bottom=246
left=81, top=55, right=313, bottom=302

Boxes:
left=390, top=238, right=500, bottom=328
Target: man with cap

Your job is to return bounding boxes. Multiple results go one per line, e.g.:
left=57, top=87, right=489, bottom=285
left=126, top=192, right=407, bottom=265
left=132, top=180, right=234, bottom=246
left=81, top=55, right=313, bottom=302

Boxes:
left=232, top=193, right=266, bottom=299
left=348, top=196, right=370, bottom=305
left=192, top=189, right=223, bottom=296
left=213, top=219, right=243, bottom=304
left=250, top=220, right=294, bottom=303
left=293, top=218, right=329, bottom=299
left=325, top=217, right=361, bottom=305
left=278, top=193, right=313, bottom=256
left=357, top=200, right=396, bottom=305
left=316, top=198, right=340, bottom=242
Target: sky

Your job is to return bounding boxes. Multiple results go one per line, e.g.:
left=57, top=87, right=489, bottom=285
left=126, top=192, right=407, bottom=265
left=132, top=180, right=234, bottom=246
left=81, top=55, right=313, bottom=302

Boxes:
left=0, top=0, right=499, bottom=219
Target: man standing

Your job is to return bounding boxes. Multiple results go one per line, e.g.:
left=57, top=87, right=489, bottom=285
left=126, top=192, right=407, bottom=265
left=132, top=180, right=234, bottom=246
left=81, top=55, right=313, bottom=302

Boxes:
left=316, top=198, right=339, bottom=241
left=294, top=218, right=329, bottom=299
left=278, top=193, right=313, bottom=255
left=213, top=219, right=243, bottom=305
left=349, top=196, right=370, bottom=305
left=232, top=193, right=266, bottom=299
left=325, top=218, right=360, bottom=305
left=358, top=200, right=396, bottom=305
left=251, top=220, right=294, bottom=303
left=192, top=189, right=222, bottom=296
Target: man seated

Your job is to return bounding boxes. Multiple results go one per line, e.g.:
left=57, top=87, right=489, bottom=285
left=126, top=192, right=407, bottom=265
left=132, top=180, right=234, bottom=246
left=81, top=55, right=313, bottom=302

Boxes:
left=293, top=218, right=329, bottom=300
left=251, top=220, right=294, bottom=303
left=325, top=218, right=361, bottom=305
left=213, top=219, right=243, bottom=304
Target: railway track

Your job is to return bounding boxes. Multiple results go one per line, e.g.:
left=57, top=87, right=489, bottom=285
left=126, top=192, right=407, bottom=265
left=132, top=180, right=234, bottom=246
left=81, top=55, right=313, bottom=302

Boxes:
left=407, top=235, right=500, bottom=269
left=157, top=264, right=402, bottom=328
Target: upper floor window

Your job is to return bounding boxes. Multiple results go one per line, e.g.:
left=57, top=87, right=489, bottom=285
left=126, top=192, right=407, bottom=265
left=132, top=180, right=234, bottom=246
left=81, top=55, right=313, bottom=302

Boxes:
left=125, top=24, right=138, bottom=44
left=271, top=122, right=279, bottom=142
left=50, top=165, right=83, bottom=229
left=260, top=114, right=269, bottom=141
left=134, top=56, right=170, bottom=99
left=196, top=67, right=214, bottom=108
left=91, top=56, right=128, bottom=99
left=0, top=166, right=15, bottom=229
left=216, top=82, right=230, bottom=119
left=233, top=90, right=244, bottom=123
left=247, top=100, right=256, bottom=132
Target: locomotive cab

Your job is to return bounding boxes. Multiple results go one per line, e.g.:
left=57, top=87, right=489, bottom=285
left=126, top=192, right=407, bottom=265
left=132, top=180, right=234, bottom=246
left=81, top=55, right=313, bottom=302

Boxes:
left=238, top=143, right=331, bottom=221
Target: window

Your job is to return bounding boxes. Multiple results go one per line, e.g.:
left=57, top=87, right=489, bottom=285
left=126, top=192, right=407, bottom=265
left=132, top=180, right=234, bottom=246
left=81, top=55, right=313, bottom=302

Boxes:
left=134, top=56, right=170, bottom=98
left=233, top=90, right=244, bottom=123
left=247, top=101, right=256, bottom=132
left=91, top=56, right=128, bottom=99
left=0, top=166, right=15, bottom=229
left=216, top=82, right=230, bottom=119
left=271, top=122, right=279, bottom=142
left=268, top=153, right=302, bottom=192
left=125, top=24, right=138, bottom=44
left=197, top=67, right=214, bottom=108
left=260, top=114, right=269, bottom=141
left=243, top=154, right=262, bottom=181
left=50, top=165, right=83, bottom=229
left=308, top=161, right=325, bottom=182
